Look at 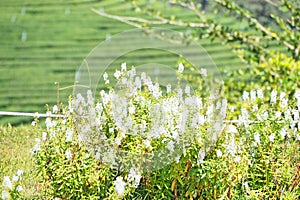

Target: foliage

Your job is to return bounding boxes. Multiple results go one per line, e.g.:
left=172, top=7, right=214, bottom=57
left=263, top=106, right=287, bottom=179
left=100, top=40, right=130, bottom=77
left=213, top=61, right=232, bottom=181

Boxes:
left=96, top=0, right=300, bottom=63
left=223, top=53, right=300, bottom=104
left=1, top=59, right=299, bottom=199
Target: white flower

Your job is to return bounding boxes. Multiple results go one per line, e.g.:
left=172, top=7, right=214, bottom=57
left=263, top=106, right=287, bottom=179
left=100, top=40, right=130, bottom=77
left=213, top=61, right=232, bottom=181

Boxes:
left=281, top=98, right=288, bottom=108
left=250, top=90, right=256, bottom=101
left=280, top=128, right=287, bottom=139
left=275, top=111, right=281, bottom=119
left=103, top=72, right=108, bottom=80
left=254, top=133, right=260, bottom=144
left=227, top=124, right=238, bottom=134
left=12, top=175, right=18, bottom=182
left=262, top=111, right=268, bottom=120
left=226, top=139, right=236, bottom=156
left=114, top=176, right=126, bottom=196
left=109, top=128, right=114, bottom=133
left=31, top=121, right=36, bottom=126
left=280, top=92, right=286, bottom=101
left=292, top=109, right=299, bottom=121
left=252, top=104, right=258, bottom=112
left=42, top=132, right=47, bottom=141
left=197, top=150, right=206, bottom=165
left=121, top=62, right=127, bottom=71
left=65, top=129, right=73, bottom=142
left=1, top=191, right=10, bottom=200
left=295, top=89, right=300, bottom=99
left=242, top=91, right=249, bottom=101
left=268, top=133, right=275, bottom=143
left=175, top=156, right=180, bottom=163
left=200, top=68, right=207, bottom=77
left=216, top=149, right=222, bottom=157
left=53, top=105, right=59, bottom=113
left=127, top=168, right=142, bottom=188
left=243, top=182, right=249, bottom=189
left=270, top=90, right=277, bottom=104
left=143, top=140, right=151, bottom=148
left=167, top=141, right=174, bottom=152
left=103, top=72, right=109, bottom=84
left=128, top=105, right=135, bottom=115
left=166, top=84, right=171, bottom=93
left=115, top=137, right=122, bottom=146
left=135, top=77, right=141, bottom=89
left=178, top=63, right=184, bottom=73
left=2, top=176, right=12, bottom=190
left=257, top=89, right=263, bottom=99
left=30, top=140, right=40, bottom=154
left=65, top=150, right=72, bottom=159
left=185, top=85, right=190, bottom=95
left=234, top=156, right=241, bottom=163
left=151, top=83, right=162, bottom=99
left=16, top=185, right=23, bottom=192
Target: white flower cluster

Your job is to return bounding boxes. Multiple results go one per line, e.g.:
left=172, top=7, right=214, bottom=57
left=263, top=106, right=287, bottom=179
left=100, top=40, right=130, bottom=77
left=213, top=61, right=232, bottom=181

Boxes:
left=68, top=63, right=224, bottom=171
left=1, top=169, right=24, bottom=200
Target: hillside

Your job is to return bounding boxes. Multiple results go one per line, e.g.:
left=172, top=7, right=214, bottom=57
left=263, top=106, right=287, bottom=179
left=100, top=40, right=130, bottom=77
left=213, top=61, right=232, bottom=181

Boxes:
left=0, top=0, right=244, bottom=125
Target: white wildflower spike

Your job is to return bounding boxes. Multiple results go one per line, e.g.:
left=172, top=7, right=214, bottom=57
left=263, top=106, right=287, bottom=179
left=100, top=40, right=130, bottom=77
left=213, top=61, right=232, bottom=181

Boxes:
left=16, top=185, right=23, bottom=192
left=197, top=150, right=206, bottom=165
left=254, top=133, right=260, bottom=144
left=268, top=133, right=275, bottom=143
left=128, top=168, right=142, bottom=188
left=167, top=141, right=175, bottom=152
left=216, top=149, right=222, bottom=158
left=280, top=128, right=287, bottom=139
left=185, top=85, right=190, bottom=96
left=200, top=68, right=207, bottom=77
left=227, top=124, right=238, bottom=134
left=242, top=91, right=249, bottom=101
left=12, top=176, right=18, bottom=182
left=250, top=90, right=256, bottom=101
left=42, top=132, right=47, bottom=142
left=270, top=90, right=277, bottom=104
left=252, top=104, right=258, bottom=112
left=53, top=105, right=59, bottom=113
left=103, top=72, right=109, bottom=84
left=114, top=176, right=126, bottom=196
left=281, top=98, right=288, bottom=108
left=65, top=150, right=72, bottom=159
left=279, top=92, right=286, bottom=101
left=226, top=139, right=236, bottom=156
left=1, top=191, right=10, bottom=200
left=166, top=84, right=171, bottom=93
left=114, top=70, right=121, bottom=79
left=143, top=140, right=151, bottom=148
left=234, top=156, right=241, bottom=163
left=121, top=62, right=127, bottom=71
left=178, top=63, right=184, bottom=73
left=65, top=129, right=73, bottom=142
left=16, top=169, right=23, bottom=177
left=257, top=89, right=263, bottom=99
left=2, top=176, right=12, bottom=190
left=295, top=89, right=300, bottom=99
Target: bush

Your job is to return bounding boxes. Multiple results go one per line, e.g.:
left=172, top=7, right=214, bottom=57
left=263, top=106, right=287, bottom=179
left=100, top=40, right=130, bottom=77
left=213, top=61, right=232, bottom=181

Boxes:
left=17, top=61, right=299, bottom=199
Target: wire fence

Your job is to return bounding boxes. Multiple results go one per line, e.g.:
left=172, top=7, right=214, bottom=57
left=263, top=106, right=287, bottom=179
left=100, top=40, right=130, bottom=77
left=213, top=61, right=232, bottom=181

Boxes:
left=0, top=111, right=298, bottom=124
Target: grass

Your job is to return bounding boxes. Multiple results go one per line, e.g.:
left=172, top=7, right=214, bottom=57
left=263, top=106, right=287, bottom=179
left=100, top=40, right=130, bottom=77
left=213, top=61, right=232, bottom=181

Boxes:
left=0, top=0, right=246, bottom=125
left=0, top=125, right=41, bottom=198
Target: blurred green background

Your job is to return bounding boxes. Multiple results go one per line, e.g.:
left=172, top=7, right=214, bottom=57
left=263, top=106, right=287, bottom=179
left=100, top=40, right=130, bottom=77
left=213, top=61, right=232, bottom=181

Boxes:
left=0, top=0, right=246, bottom=125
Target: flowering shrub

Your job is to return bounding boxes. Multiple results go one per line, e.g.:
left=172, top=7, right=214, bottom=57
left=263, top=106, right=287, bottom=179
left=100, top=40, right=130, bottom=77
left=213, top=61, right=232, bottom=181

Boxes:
left=1, top=58, right=300, bottom=199
left=1, top=170, right=24, bottom=200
